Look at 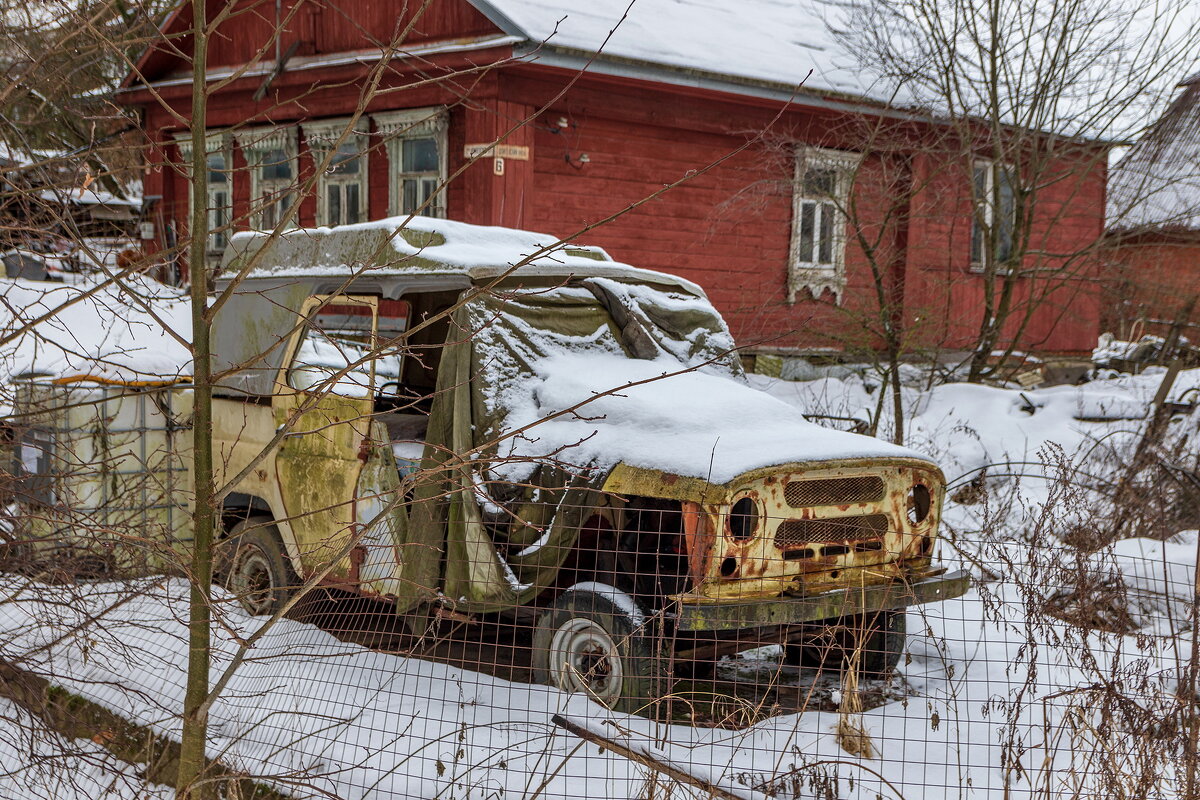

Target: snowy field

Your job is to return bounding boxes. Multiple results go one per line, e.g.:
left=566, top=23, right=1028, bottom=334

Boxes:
left=1, top=276, right=1199, bottom=798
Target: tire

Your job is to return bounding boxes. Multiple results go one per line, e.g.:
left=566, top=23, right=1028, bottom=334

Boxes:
left=785, top=610, right=906, bottom=678
left=220, top=519, right=299, bottom=617
left=532, top=587, right=664, bottom=714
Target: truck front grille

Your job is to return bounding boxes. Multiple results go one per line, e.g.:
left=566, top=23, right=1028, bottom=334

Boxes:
left=774, top=513, right=890, bottom=549
left=783, top=476, right=885, bottom=507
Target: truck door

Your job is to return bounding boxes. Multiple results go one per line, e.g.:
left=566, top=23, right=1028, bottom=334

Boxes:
left=273, top=295, right=379, bottom=582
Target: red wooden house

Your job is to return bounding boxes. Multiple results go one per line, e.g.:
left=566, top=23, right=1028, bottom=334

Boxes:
left=118, top=0, right=1107, bottom=359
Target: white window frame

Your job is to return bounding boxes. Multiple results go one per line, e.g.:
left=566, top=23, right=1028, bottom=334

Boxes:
left=372, top=107, right=448, bottom=218
left=174, top=131, right=231, bottom=267
left=970, top=159, right=1017, bottom=273
left=788, top=146, right=860, bottom=303
left=233, top=126, right=298, bottom=231
left=302, top=118, right=369, bottom=228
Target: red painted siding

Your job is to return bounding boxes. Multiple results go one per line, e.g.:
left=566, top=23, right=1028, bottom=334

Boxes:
left=139, top=0, right=501, bottom=78
left=1104, top=236, right=1200, bottom=339
left=125, top=10, right=1108, bottom=357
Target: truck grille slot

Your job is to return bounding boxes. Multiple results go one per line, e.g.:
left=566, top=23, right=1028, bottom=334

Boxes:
left=774, top=514, right=889, bottom=549
left=784, top=476, right=885, bottom=507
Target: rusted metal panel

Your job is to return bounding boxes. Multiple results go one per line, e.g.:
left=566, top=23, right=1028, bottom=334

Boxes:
left=674, top=569, right=971, bottom=632
left=699, top=461, right=943, bottom=600
left=602, top=457, right=946, bottom=601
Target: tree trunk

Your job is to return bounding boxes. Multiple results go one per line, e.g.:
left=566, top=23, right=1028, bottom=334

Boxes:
left=176, top=0, right=215, bottom=795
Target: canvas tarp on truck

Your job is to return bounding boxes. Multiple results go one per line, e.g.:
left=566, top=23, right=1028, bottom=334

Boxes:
left=403, top=278, right=743, bottom=611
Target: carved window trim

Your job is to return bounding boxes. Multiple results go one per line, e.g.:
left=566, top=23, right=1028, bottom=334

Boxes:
left=788, top=146, right=860, bottom=303
left=372, top=107, right=448, bottom=218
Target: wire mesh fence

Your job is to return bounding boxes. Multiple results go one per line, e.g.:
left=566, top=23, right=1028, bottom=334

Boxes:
left=0, top=473, right=1198, bottom=799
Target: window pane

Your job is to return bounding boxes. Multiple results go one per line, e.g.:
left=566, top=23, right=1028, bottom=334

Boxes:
left=402, top=178, right=417, bottom=215
left=818, top=203, right=834, bottom=264
left=798, top=202, right=815, bottom=263
left=210, top=190, right=228, bottom=250
left=998, top=169, right=1014, bottom=263
left=803, top=166, right=837, bottom=197
left=402, top=137, right=439, bottom=172
left=289, top=300, right=377, bottom=396
left=346, top=184, right=360, bottom=223
left=973, top=165, right=988, bottom=201
left=207, top=153, right=227, bottom=183
left=422, top=178, right=439, bottom=216
left=212, top=191, right=228, bottom=226
left=330, top=143, right=360, bottom=175
left=971, top=164, right=990, bottom=264
left=261, top=148, right=292, bottom=181
left=328, top=184, right=341, bottom=226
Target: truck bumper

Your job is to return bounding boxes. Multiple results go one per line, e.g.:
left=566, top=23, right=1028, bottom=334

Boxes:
left=674, top=570, right=971, bottom=632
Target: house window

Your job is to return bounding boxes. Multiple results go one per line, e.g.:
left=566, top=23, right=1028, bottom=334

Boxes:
left=789, top=147, right=859, bottom=302
left=303, top=120, right=368, bottom=227
left=324, top=143, right=364, bottom=226
left=971, top=160, right=1016, bottom=271
left=234, top=126, right=298, bottom=231
left=372, top=108, right=448, bottom=218
left=207, top=152, right=231, bottom=255
left=174, top=132, right=231, bottom=266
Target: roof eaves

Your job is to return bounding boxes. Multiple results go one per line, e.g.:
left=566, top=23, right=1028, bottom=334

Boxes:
left=120, top=0, right=189, bottom=90
left=119, top=34, right=522, bottom=94
left=512, top=42, right=917, bottom=121
left=463, top=0, right=529, bottom=39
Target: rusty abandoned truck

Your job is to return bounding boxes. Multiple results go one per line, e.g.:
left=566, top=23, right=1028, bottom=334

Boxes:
left=6, top=217, right=968, bottom=711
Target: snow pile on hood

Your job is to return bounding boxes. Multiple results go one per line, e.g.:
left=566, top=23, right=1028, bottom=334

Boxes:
left=496, top=352, right=929, bottom=484
left=0, top=277, right=191, bottom=395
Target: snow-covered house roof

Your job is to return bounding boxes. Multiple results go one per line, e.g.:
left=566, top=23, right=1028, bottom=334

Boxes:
left=127, top=0, right=896, bottom=109
left=1108, top=74, right=1200, bottom=233
left=479, top=0, right=894, bottom=104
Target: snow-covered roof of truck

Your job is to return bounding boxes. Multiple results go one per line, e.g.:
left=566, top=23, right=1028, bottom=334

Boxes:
left=219, top=216, right=705, bottom=296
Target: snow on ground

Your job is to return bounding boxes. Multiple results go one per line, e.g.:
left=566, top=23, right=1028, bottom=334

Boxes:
left=0, top=536, right=1189, bottom=799
left=0, top=694, right=173, bottom=799
left=753, top=365, right=1200, bottom=519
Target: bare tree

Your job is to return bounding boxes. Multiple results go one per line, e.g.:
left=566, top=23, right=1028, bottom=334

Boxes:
left=834, top=0, right=1200, bottom=382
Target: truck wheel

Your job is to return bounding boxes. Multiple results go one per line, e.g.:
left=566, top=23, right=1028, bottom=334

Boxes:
left=532, top=587, right=663, bottom=713
left=221, top=519, right=299, bottom=617
left=785, top=610, right=906, bottom=678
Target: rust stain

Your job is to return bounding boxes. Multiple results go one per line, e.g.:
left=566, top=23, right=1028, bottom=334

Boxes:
left=690, top=461, right=945, bottom=601
left=681, top=501, right=715, bottom=589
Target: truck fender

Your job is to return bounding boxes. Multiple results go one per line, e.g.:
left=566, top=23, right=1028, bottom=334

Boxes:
left=218, top=493, right=304, bottom=575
